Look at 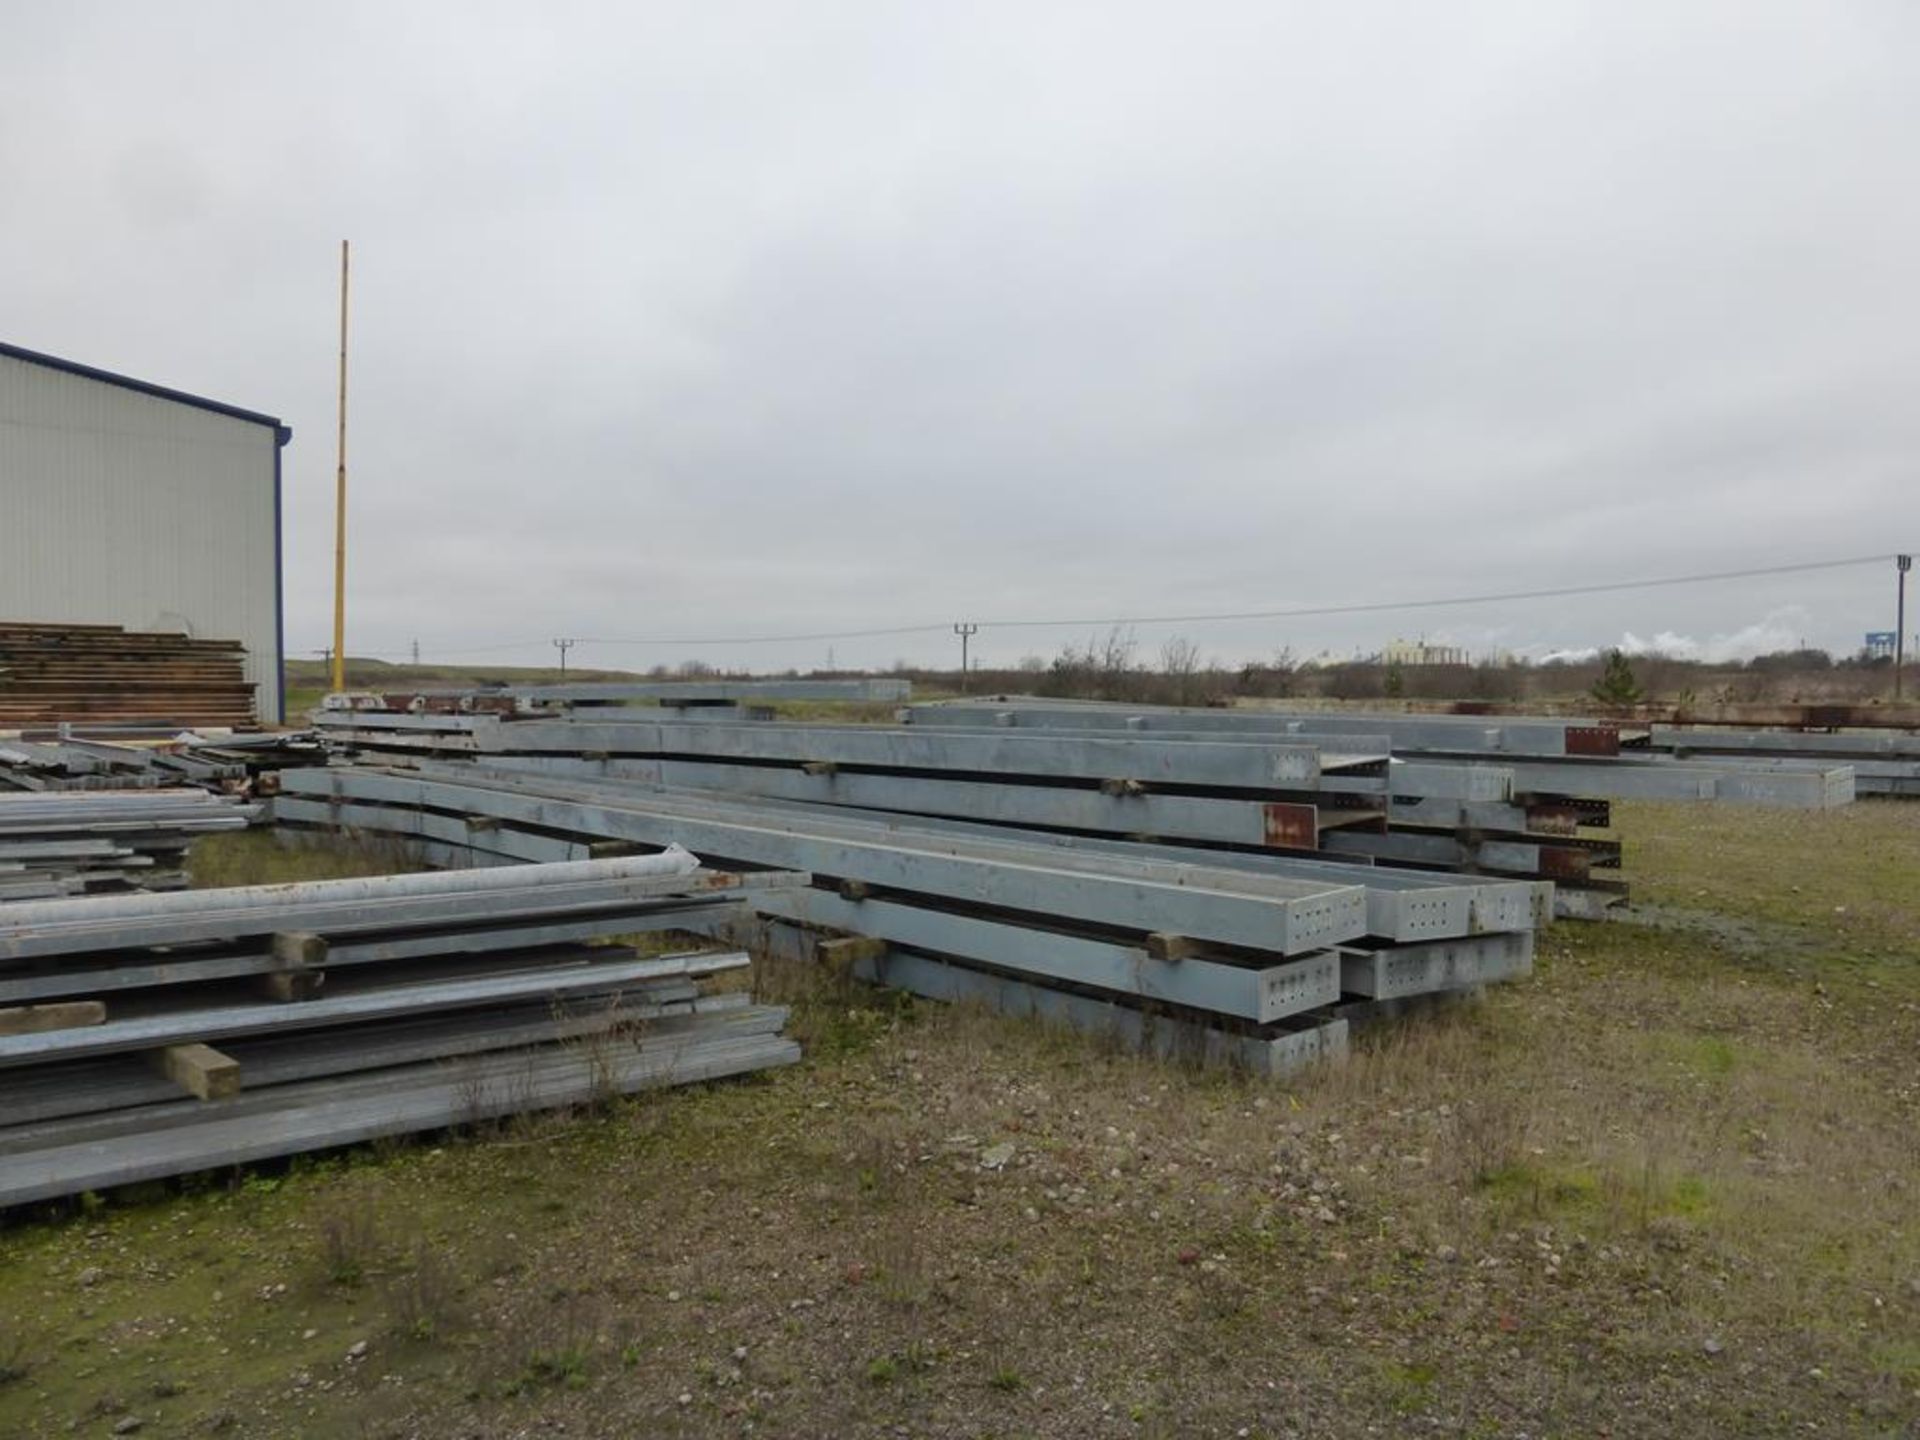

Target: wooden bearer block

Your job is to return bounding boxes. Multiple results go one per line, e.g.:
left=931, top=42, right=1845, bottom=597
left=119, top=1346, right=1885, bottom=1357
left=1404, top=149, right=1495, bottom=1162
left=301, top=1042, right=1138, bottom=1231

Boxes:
left=271, top=931, right=328, bottom=968
left=815, top=935, right=887, bottom=977
left=801, top=760, right=839, bottom=777
left=1100, top=777, right=1146, bottom=797
left=252, top=932, right=327, bottom=1002
left=1145, top=932, right=1198, bottom=963
left=151, top=1043, right=241, bottom=1101
left=252, top=968, right=324, bottom=1002
left=836, top=879, right=872, bottom=901
left=0, top=1001, right=107, bottom=1036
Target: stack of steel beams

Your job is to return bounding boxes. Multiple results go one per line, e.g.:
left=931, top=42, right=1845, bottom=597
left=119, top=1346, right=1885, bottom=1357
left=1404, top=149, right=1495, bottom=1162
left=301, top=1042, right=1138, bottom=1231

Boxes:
left=0, top=853, right=803, bottom=1207
left=0, top=789, right=257, bottom=901
left=307, top=698, right=1633, bottom=904
left=892, top=700, right=1866, bottom=911
left=1647, top=724, right=1920, bottom=797
left=275, top=762, right=1544, bottom=1076
left=319, top=676, right=912, bottom=720
left=903, top=700, right=1861, bottom=806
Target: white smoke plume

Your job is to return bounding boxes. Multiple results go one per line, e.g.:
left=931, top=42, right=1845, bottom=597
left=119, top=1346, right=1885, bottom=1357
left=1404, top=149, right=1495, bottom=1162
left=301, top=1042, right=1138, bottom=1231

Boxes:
left=1536, top=606, right=1816, bottom=665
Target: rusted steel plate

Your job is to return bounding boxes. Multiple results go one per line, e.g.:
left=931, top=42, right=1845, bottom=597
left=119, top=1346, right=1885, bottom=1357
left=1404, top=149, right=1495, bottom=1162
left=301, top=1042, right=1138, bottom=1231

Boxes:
left=1262, top=802, right=1318, bottom=849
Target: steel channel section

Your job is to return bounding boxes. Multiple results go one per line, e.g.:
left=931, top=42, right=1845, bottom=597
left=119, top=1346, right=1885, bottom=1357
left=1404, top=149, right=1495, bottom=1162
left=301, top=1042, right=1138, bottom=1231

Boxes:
left=271, top=794, right=598, bottom=864
left=0, top=988, right=741, bottom=1131
left=8, top=1005, right=792, bottom=1154
left=0, top=871, right=783, bottom=961
left=0, top=1002, right=781, bottom=1150
left=0, top=847, right=700, bottom=929
left=0, top=894, right=747, bottom=1004
left=0, top=949, right=750, bottom=1068
left=758, top=887, right=1340, bottom=1023
left=0, top=1028, right=802, bottom=1208
left=0, top=996, right=760, bottom=1140
left=283, top=767, right=1369, bottom=955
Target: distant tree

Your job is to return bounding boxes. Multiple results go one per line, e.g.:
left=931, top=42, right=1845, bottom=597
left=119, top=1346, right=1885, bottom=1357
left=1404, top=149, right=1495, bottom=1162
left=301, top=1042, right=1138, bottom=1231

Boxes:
left=1383, top=659, right=1405, bottom=699
left=1159, top=635, right=1202, bottom=706
left=1590, top=648, right=1644, bottom=705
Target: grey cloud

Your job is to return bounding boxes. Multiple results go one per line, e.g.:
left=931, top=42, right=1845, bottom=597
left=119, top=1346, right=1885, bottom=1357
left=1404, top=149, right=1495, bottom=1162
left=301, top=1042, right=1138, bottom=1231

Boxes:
left=3, top=1, right=1915, bottom=673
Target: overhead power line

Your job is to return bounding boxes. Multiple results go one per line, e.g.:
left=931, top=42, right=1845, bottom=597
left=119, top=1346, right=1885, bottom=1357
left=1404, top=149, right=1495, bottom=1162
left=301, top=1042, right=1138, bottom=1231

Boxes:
left=306, top=550, right=1897, bottom=659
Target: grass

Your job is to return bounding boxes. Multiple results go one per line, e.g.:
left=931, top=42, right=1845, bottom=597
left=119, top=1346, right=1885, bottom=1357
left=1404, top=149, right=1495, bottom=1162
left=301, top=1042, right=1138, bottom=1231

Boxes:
left=1, top=802, right=1916, bottom=1436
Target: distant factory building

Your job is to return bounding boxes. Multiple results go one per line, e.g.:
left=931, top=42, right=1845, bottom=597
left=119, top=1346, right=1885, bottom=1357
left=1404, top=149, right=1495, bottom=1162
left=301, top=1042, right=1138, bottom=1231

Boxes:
left=1382, top=638, right=1470, bottom=667
left=0, top=342, right=290, bottom=725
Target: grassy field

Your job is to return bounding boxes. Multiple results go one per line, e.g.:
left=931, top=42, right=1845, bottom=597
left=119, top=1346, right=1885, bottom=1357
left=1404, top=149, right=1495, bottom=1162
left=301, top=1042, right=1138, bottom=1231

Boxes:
left=2, top=802, right=1917, bottom=1438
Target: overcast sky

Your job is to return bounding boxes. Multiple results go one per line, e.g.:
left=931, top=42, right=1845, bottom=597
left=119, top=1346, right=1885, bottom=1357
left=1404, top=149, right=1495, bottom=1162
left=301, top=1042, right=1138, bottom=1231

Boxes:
left=5, top=2, right=1916, bottom=672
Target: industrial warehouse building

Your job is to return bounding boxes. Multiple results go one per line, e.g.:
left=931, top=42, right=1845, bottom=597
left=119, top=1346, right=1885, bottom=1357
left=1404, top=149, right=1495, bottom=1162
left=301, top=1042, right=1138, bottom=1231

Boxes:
left=0, top=342, right=289, bottom=725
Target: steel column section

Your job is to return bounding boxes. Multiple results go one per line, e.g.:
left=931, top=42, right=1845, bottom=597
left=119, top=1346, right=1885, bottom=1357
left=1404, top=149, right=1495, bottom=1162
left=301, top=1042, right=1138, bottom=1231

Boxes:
left=1649, top=726, right=1920, bottom=759
left=371, top=679, right=914, bottom=705
left=482, top=772, right=1531, bottom=941
left=756, top=887, right=1341, bottom=1023
left=1338, top=931, right=1534, bottom=999
left=723, top=789, right=1494, bottom=939
left=282, top=767, right=1368, bottom=954
left=469, top=719, right=1374, bottom=790
left=904, top=702, right=1623, bottom=756
left=473, top=753, right=1371, bottom=848
left=743, top=916, right=1346, bottom=1078
left=1495, top=757, right=1854, bottom=806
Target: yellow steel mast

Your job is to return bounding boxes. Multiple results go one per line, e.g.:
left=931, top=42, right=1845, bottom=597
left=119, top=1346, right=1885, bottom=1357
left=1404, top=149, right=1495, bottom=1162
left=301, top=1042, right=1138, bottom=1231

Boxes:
left=331, top=240, right=350, bottom=694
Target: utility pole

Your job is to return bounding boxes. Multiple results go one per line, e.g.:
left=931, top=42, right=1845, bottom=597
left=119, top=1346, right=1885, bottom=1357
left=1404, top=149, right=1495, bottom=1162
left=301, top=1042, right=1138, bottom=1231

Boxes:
left=553, top=637, right=578, bottom=676
left=1898, top=554, right=1912, bottom=701
left=331, top=239, right=350, bottom=695
left=410, top=638, right=420, bottom=667
left=952, top=622, right=978, bottom=690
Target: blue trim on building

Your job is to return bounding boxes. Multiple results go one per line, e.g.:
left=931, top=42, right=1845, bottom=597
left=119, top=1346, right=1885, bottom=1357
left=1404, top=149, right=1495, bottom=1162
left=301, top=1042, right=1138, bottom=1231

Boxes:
left=0, top=339, right=286, bottom=431
left=272, top=426, right=291, bottom=725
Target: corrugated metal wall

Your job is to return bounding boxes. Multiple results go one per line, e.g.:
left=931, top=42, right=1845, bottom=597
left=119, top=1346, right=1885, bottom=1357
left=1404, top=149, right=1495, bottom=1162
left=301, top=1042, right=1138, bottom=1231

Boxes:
left=0, top=353, right=282, bottom=721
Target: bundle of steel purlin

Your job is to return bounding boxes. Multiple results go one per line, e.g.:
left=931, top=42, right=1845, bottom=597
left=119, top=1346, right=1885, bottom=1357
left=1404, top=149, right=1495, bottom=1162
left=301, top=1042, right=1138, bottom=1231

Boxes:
left=901, top=702, right=1864, bottom=806
left=0, top=853, right=804, bottom=1208
left=274, top=763, right=1543, bottom=1078
left=0, top=789, right=257, bottom=902
left=1, top=732, right=331, bottom=794
left=305, top=704, right=1630, bottom=910
left=0, top=737, right=226, bottom=791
